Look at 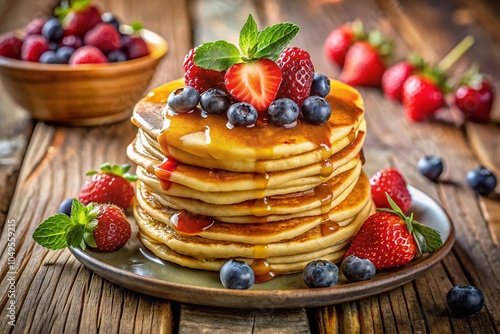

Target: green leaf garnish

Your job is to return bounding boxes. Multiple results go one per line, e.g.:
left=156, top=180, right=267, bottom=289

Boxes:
left=193, top=14, right=299, bottom=70
left=194, top=41, right=242, bottom=71
left=33, top=214, right=74, bottom=250
left=86, top=162, right=138, bottom=181
left=66, top=224, right=84, bottom=248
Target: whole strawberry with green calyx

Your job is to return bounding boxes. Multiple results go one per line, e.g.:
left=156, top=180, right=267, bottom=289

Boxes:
left=344, top=194, right=443, bottom=270
left=339, top=29, right=393, bottom=87
left=33, top=199, right=131, bottom=252
left=78, top=163, right=137, bottom=210
left=323, top=20, right=366, bottom=67
left=55, top=0, right=102, bottom=36
left=454, top=64, right=495, bottom=123
left=382, top=53, right=426, bottom=101
left=193, top=14, right=301, bottom=111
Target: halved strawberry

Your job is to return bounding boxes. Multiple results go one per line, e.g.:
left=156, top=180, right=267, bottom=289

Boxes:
left=224, top=59, right=282, bottom=111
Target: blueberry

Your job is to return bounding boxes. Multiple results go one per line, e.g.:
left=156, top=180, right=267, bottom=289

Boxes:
left=310, top=73, right=331, bottom=97
left=41, top=17, right=64, bottom=43
left=341, top=255, right=376, bottom=282
left=56, top=46, right=75, bottom=64
left=39, top=51, right=60, bottom=64
left=466, top=166, right=497, bottom=196
left=227, top=102, right=258, bottom=127
left=58, top=198, right=74, bottom=216
left=302, top=260, right=339, bottom=288
left=267, top=98, right=299, bottom=125
left=107, top=49, right=127, bottom=62
left=167, top=86, right=200, bottom=113
left=101, top=12, right=121, bottom=32
left=417, top=155, right=444, bottom=181
left=446, top=285, right=485, bottom=317
left=219, top=259, right=255, bottom=289
left=301, top=96, right=332, bottom=125
left=200, top=88, right=230, bottom=114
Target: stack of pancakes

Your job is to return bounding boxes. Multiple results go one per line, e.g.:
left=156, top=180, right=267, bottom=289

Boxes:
left=127, top=78, right=374, bottom=281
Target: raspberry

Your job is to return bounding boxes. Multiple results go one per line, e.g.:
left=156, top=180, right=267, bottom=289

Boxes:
left=183, top=48, right=227, bottom=94
left=21, top=35, right=50, bottom=62
left=0, top=32, right=23, bottom=59
left=69, top=45, right=108, bottom=65
left=84, top=23, right=121, bottom=53
left=276, top=47, right=315, bottom=106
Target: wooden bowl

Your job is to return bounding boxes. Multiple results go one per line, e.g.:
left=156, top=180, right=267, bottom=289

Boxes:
left=0, top=29, right=167, bottom=126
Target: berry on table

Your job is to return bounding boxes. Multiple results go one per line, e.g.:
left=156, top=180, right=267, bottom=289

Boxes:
left=220, top=259, right=255, bottom=289
left=301, top=96, right=332, bottom=125
left=227, top=102, right=258, bottom=127
left=302, top=260, right=339, bottom=288
left=402, top=74, right=445, bottom=122
left=341, top=255, right=376, bottom=282
left=446, top=285, right=485, bottom=317
left=0, top=32, right=23, bottom=59
left=466, top=166, right=497, bottom=196
left=41, top=17, right=64, bottom=43
left=323, top=23, right=357, bottom=67
left=39, top=50, right=60, bottom=64
left=200, top=88, right=230, bottom=114
left=167, top=86, right=200, bottom=113
left=84, top=22, right=122, bottom=53
left=267, top=98, right=300, bottom=126
left=58, top=198, right=74, bottom=216
left=382, top=60, right=417, bottom=101
left=417, top=155, right=444, bottom=181
left=21, top=35, right=50, bottom=62
left=69, top=45, right=108, bottom=64
left=369, top=167, right=412, bottom=213
left=310, top=73, right=331, bottom=97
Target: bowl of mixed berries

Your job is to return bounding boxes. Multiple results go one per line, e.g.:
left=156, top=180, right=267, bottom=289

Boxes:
left=0, top=0, right=167, bottom=126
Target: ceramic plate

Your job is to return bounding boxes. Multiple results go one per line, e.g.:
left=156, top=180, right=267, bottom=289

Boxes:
left=70, top=186, right=455, bottom=309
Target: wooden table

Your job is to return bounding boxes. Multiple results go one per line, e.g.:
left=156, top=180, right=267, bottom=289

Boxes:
left=1, top=0, right=499, bottom=332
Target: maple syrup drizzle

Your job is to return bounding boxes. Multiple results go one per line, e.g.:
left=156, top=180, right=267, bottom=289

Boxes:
left=253, top=245, right=268, bottom=258
left=320, top=220, right=340, bottom=236
left=319, top=160, right=333, bottom=178
left=251, top=197, right=272, bottom=217
left=254, top=172, right=270, bottom=190
left=251, top=259, right=276, bottom=283
left=170, top=210, right=215, bottom=235
left=313, top=183, right=333, bottom=214
left=319, top=143, right=332, bottom=160
left=347, top=129, right=356, bottom=143
left=154, top=157, right=178, bottom=191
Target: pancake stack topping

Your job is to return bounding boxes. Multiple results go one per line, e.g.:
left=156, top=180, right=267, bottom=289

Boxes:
left=127, top=15, right=374, bottom=286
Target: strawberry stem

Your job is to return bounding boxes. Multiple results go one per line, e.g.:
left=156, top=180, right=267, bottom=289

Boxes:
left=437, top=35, right=474, bottom=72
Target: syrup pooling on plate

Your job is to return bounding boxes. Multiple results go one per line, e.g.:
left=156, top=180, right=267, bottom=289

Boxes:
left=251, top=259, right=276, bottom=283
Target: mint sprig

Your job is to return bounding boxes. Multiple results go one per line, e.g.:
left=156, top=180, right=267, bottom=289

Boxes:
left=86, top=162, right=138, bottom=182
left=379, top=193, right=443, bottom=255
left=194, top=14, right=299, bottom=71
left=33, top=199, right=100, bottom=251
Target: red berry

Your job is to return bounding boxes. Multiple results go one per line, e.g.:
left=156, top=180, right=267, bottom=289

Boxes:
left=369, top=167, right=412, bottom=213
left=0, top=32, right=23, bottom=59
left=340, top=41, right=386, bottom=87
left=402, top=74, right=445, bottom=122
left=323, top=24, right=355, bottom=67
left=183, top=48, right=227, bottom=94
left=275, top=47, right=315, bottom=106
left=61, top=4, right=102, bottom=36
left=344, top=212, right=417, bottom=270
left=24, top=17, right=47, bottom=37
left=84, top=23, right=121, bottom=53
left=122, top=35, right=149, bottom=60
left=224, top=58, right=282, bottom=111
left=92, top=204, right=131, bottom=252
left=454, top=78, right=494, bottom=123
left=21, top=35, right=50, bottom=62
left=382, top=61, right=415, bottom=101
left=69, top=45, right=108, bottom=65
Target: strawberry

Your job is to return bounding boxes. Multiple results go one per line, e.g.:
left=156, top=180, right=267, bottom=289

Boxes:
left=69, top=45, right=107, bottom=64
left=183, top=47, right=227, bottom=94
left=33, top=199, right=131, bottom=252
left=369, top=167, right=411, bottom=213
left=339, top=31, right=392, bottom=87
left=78, top=163, right=137, bottom=210
left=382, top=54, right=425, bottom=101
left=56, top=0, right=102, bottom=36
left=84, top=22, right=121, bottom=53
left=121, top=22, right=150, bottom=60
left=21, top=35, right=50, bottom=62
left=323, top=21, right=365, bottom=67
left=0, top=32, right=23, bottom=59
left=275, top=47, right=314, bottom=106
left=225, top=59, right=282, bottom=111
left=402, top=74, right=445, bottom=122
left=24, top=17, right=47, bottom=37
left=344, top=195, right=443, bottom=270
left=454, top=66, right=495, bottom=123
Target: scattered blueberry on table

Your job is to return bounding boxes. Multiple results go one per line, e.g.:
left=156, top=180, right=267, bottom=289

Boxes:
left=446, top=285, right=485, bottom=317
left=466, top=166, right=497, bottom=196
left=417, top=155, right=444, bottom=181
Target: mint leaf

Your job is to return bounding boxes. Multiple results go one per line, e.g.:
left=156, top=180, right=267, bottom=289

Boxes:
left=83, top=231, right=97, bottom=248
left=33, top=214, right=74, bottom=250
left=254, top=22, right=299, bottom=60
left=194, top=41, right=242, bottom=71
left=66, top=224, right=84, bottom=249
left=240, top=14, right=259, bottom=59
left=412, top=221, right=443, bottom=253
left=71, top=200, right=98, bottom=227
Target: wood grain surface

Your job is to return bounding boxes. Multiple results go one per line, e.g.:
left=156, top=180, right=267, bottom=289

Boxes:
left=0, top=0, right=499, bottom=333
